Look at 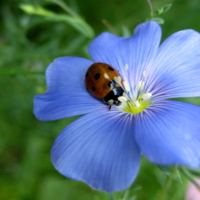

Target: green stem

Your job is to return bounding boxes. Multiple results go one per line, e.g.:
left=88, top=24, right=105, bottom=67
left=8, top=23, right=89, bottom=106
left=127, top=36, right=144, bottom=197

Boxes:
left=187, top=168, right=200, bottom=177
left=156, top=166, right=178, bottom=200
left=101, top=19, right=117, bottom=35
left=122, top=190, right=130, bottom=200
left=109, top=194, right=115, bottom=200
left=52, top=0, right=78, bottom=17
left=179, top=166, right=200, bottom=190
left=0, top=71, right=45, bottom=76
left=146, top=0, right=154, bottom=17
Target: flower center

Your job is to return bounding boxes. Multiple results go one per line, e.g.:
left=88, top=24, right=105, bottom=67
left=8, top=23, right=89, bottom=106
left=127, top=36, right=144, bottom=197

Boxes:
left=122, top=98, right=151, bottom=114
left=115, top=65, right=152, bottom=114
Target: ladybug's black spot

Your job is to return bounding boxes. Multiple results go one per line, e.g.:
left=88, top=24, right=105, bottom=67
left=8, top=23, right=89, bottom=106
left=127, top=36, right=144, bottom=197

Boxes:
left=108, top=67, right=114, bottom=71
left=92, top=87, right=96, bottom=91
left=94, top=73, right=100, bottom=80
left=85, top=72, right=88, bottom=77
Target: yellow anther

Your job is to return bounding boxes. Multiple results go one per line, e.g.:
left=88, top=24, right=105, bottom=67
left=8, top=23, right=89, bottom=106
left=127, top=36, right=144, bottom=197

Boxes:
left=125, top=64, right=129, bottom=70
left=143, top=71, right=147, bottom=77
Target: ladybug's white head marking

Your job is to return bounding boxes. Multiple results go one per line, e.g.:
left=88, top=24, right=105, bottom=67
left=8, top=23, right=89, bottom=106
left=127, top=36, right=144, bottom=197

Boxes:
left=104, top=73, right=110, bottom=79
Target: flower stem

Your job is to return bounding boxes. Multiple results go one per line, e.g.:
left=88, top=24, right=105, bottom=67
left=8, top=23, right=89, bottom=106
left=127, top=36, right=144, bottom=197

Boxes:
left=146, top=0, right=154, bottom=17
left=109, top=194, right=115, bottom=200
left=122, top=190, right=129, bottom=200
left=52, top=0, right=78, bottom=17
left=179, top=166, right=200, bottom=190
left=101, top=19, right=117, bottom=35
left=156, top=166, right=178, bottom=200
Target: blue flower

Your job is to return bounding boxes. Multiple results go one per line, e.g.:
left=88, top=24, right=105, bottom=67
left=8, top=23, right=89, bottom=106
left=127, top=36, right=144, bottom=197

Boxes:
left=34, top=21, right=200, bottom=193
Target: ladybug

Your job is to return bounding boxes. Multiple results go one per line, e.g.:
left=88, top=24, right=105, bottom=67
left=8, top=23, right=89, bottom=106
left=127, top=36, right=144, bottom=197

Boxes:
left=85, top=63, right=124, bottom=109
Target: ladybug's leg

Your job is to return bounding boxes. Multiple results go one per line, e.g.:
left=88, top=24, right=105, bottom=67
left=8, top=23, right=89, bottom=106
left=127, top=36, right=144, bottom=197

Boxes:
left=103, top=99, right=114, bottom=111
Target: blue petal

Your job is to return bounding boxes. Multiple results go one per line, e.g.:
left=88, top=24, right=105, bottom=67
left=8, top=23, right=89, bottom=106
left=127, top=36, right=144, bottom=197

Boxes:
left=34, top=57, right=105, bottom=121
left=146, top=30, right=200, bottom=100
left=88, top=22, right=161, bottom=93
left=135, top=100, right=200, bottom=168
left=51, top=110, right=140, bottom=192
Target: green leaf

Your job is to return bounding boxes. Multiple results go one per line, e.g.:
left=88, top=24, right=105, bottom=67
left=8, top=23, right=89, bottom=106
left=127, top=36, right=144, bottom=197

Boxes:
left=122, top=190, right=129, bottom=200
left=46, top=14, right=94, bottom=38
left=118, top=196, right=136, bottom=200
left=157, top=165, right=182, bottom=183
left=19, top=4, right=54, bottom=16
left=155, top=4, right=172, bottom=15
left=151, top=17, right=164, bottom=24
left=122, top=26, right=132, bottom=37
left=157, top=165, right=171, bottom=176
left=19, top=4, right=94, bottom=38
left=127, top=197, right=136, bottom=200
left=155, top=8, right=163, bottom=15
left=187, top=168, right=200, bottom=177
left=119, top=185, right=141, bottom=200
left=173, top=170, right=182, bottom=183
left=180, top=167, right=200, bottom=190
left=162, top=4, right=172, bottom=13
left=129, top=184, right=142, bottom=191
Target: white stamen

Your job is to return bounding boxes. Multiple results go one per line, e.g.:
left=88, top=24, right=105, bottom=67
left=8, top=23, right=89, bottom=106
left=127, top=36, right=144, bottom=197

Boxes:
left=122, top=81, right=130, bottom=92
left=125, top=64, right=129, bottom=70
left=108, top=99, right=114, bottom=105
left=143, top=71, right=147, bottom=77
left=104, top=73, right=109, bottom=79
left=134, top=100, right=140, bottom=108
left=136, top=81, right=145, bottom=91
left=142, top=93, right=152, bottom=100
left=118, top=96, right=128, bottom=102
left=114, top=76, right=121, bottom=83
left=140, top=82, right=145, bottom=90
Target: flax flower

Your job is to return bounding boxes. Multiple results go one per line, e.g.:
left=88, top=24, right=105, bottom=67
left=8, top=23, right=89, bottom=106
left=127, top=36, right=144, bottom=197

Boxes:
left=34, top=22, right=200, bottom=192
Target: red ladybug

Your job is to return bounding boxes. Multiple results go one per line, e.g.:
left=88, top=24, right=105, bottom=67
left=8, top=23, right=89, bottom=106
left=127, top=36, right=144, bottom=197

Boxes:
left=85, top=63, right=124, bottom=109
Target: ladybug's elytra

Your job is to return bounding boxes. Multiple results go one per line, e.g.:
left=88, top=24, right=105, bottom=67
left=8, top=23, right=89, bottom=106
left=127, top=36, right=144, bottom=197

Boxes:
left=85, top=63, right=124, bottom=108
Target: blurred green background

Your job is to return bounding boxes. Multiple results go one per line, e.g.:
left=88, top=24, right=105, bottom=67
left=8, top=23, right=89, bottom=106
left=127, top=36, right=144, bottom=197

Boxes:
left=1, top=0, right=200, bottom=199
